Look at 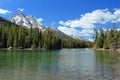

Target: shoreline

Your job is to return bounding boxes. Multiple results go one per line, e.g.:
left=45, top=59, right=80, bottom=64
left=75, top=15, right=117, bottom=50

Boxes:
left=0, top=48, right=119, bottom=52
left=95, top=48, right=120, bottom=54
left=0, top=48, right=44, bottom=50
left=0, top=48, right=92, bottom=50
left=95, top=48, right=110, bottom=51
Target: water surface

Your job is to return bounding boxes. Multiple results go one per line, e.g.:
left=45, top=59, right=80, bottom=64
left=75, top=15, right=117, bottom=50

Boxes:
left=0, top=49, right=120, bottom=80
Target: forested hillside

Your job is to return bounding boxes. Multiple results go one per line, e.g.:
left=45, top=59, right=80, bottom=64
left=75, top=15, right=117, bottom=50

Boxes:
left=0, top=17, right=93, bottom=49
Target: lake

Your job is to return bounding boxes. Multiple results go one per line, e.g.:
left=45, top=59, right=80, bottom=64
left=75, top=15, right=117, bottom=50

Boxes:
left=0, top=49, right=120, bottom=80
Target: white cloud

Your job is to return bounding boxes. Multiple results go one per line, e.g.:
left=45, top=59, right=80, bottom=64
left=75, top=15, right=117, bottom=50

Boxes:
left=58, top=26, right=78, bottom=36
left=113, top=9, right=120, bottom=22
left=58, top=26, right=94, bottom=37
left=37, top=18, right=44, bottom=24
left=80, top=29, right=94, bottom=36
left=0, top=8, right=11, bottom=14
left=117, top=28, right=120, bottom=31
left=18, top=8, right=24, bottom=12
left=88, top=38, right=94, bottom=42
left=59, top=9, right=120, bottom=29
left=58, top=9, right=120, bottom=40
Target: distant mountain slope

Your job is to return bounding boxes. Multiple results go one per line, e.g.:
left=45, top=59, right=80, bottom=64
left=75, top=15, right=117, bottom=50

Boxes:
left=47, top=26, right=70, bottom=38
left=0, top=16, right=19, bottom=27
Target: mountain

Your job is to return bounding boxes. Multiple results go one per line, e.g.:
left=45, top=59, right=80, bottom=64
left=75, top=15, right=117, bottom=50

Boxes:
left=9, top=12, right=82, bottom=39
left=47, top=26, right=70, bottom=38
left=9, top=12, right=45, bottom=30
left=9, top=12, right=70, bottom=38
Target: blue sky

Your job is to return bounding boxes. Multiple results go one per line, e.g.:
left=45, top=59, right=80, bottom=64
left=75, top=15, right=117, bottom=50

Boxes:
left=0, top=0, right=120, bottom=41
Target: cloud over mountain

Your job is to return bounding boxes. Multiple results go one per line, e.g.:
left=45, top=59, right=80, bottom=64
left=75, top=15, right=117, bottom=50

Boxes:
left=37, top=18, right=44, bottom=25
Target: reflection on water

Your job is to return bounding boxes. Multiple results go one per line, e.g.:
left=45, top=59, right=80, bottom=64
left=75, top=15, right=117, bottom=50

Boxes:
left=0, top=49, right=120, bottom=80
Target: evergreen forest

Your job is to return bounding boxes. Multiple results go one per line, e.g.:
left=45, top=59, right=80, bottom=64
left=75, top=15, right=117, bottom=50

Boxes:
left=94, top=23, right=120, bottom=51
left=0, top=17, right=93, bottom=49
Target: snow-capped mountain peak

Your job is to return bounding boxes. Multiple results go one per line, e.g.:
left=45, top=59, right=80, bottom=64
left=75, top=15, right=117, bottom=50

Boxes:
left=9, top=12, right=45, bottom=30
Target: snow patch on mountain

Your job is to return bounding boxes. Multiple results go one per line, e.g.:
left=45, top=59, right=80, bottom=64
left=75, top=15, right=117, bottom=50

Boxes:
left=9, top=12, right=45, bottom=30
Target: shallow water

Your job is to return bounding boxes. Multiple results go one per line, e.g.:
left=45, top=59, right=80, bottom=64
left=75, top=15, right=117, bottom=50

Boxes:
left=0, top=49, right=120, bottom=80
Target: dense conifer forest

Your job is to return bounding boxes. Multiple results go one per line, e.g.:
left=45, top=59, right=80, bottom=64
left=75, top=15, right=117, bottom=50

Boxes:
left=0, top=17, right=93, bottom=49
left=94, top=23, right=120, bottom=51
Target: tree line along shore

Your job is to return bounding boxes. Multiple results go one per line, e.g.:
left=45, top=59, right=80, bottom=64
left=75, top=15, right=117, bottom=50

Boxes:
left=93, top=23, right=120, bottom=52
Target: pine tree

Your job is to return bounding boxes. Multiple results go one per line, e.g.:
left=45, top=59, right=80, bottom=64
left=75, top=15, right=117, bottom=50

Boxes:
left=98, top=28, right=104, bottom=48
left=0, top=27, right=2, bottom=48
left=103, top=30, right=109, bottom=49
left=14, top=31, right=18, bottom=48
left=7, top=27, right=14, bottom=47
left=32, top=28, right=39, bottom=48
left=109, top=23, right=117, bottom=50
left=38, top=30, right=43, bottom=48
left=18, top=26, right=25, bottom=48
left=1, top=28, right=7, bottom=48
left=94, top=29, right=99, bottom=48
